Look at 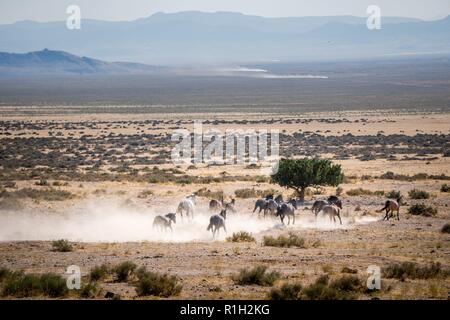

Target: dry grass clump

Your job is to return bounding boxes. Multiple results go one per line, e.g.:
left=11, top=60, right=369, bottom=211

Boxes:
left=263, top=232, right=306, bottom=248
left=383, top=262, right=449, bottom=280
left=407, top=204, right=437, bottom=217
left=232, top=265, right=280, bottom=286
left=226, top=231, right=255, bottom=243
left=234, top=188, right=277, bottom=199
left=269, top=274, right=363, bottom=300
left=1, top=270, right=68, bottom=298
left=51, top=239, right=73, bottom=252
left=408, top=189, right=430, bottom=199
left=135, top=267, right=182, bottom=297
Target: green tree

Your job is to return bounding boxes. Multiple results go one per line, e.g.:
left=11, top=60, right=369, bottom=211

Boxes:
left=271, top=158, right=344, bottom=201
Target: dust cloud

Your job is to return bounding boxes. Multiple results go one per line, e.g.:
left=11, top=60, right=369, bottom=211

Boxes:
left=0, top=197, right=377, bottom=242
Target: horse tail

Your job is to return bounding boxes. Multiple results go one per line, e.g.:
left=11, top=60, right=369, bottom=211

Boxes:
left=376, top=201, right=389, bottom=213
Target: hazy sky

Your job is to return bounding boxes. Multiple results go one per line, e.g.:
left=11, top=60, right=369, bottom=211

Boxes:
left=0, top=0, right=449, bottom=24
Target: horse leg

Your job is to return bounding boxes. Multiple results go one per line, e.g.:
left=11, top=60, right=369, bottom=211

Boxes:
left=292, top=213, right=295, bottom=225
left=383, top=209, right=389, bottom=221
left=397, top=208, right=400, bottom=221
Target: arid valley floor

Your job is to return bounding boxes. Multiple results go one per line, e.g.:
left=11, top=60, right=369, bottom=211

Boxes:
left=0, top=108, right=449, bottom=299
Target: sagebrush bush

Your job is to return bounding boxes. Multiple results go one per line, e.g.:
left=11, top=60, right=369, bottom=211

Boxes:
left=39, top=273, right=68, bottom=297
left=263, top=232, right=305, bottom=248
left=114, top=261, right=137, bottom=282
left=232, top=265, right=280, bottom=286
left=194, top=188, right=223, bottom=199
left=135, top=267, right=182, bottom=297
left=2, top=272, right=68, bottom=297
left=341, top=267, right=358, bottom=274
left=90, top=264, right=110, bottom=281
left=51, top=239, right=73, bottom=252
left=11, top=188, right=74, bottom=201
left=440, top=184, right=450, bottom=193
left=0, top=267, right=12, bottom=282
left=234, top=188, right=277, bottom=199
left=301, top=274, right=362, bottom=300
left=80, top=282, right=98, bottom=298
left=226, top=231, right=255, bottom=243
left=408, top=189, right=430, bottom=199
left=346, top=188, right=374, bottom=196
left=269, top=282, right=303, bottom=300
left=407, top=204, right=437, bottom=216
left=383, top=262, right=449, bottom=280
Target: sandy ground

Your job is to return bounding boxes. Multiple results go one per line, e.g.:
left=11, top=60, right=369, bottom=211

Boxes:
left=0, top=109, right=449, bottom=299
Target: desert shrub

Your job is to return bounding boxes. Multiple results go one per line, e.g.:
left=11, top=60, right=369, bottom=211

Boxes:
left=51, top=239, right=73, bottom=252
left=232, top=265, right=280, bottom=286
left=12, top=188, right=74, bottom=201
left=227, top=231, right=255, bottom=243
left=346, top=188, right=374, bottom=196
left=234, top=188, right=277, bottom=199
left=407, top=204, right=437, bottom=217
left=114, top=261, right=137, bottom=282
left=135, top=267, right=182, bottom=297
left=2, top=272, right=67, bottom=297
left=194, top=188, right=223, bottom=199
left=39, top=273, right=68, bottom=297
left=440, top=184, right=450, bottom=193
left=0, top=267, right=13, bottom=282
left=90, top=264, right=110, bottom=281
left=383, top=262, right=449, bottom=280
left=269, top=282, right=303, bottom=300
left=2, top=273, right=41, bottom=297
left=80, top=282, right=98, bottom=298
left=263, top=232, right=305, bottom=248
left=373, top=190, right=385, bottom=196
left=341, top=267, right=358, bottom=274
left=335, top=186, right=343, bottom=196
left=441, top=223, right=450, bottom=234
left=301, top=274, right=362, bottom=300
left=380, top=172, right=450, bottom=181
left=408, top=189, right=430, bottom=199
left=330, top=275, right=361, bottom=292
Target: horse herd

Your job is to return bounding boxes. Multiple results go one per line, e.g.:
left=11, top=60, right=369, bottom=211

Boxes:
left=152, top=193, right=403, bottom=239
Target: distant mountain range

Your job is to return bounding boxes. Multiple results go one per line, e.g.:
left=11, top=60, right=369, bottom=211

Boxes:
left=0, top=49, right=163, bottom=75
left=0, top=11, right=449, bottom=65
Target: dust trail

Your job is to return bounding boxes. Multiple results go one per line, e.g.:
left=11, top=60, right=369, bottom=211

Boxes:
left=0, top=198, right=377, bottom=242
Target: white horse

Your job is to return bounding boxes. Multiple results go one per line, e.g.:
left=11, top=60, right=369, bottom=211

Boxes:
left=176, top=194, right=196, bottom=220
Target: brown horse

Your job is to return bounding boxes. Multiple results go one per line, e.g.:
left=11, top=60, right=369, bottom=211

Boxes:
left=321, top=204, right=342, bottom=225
left=380, top=196, right=402, bottom=221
